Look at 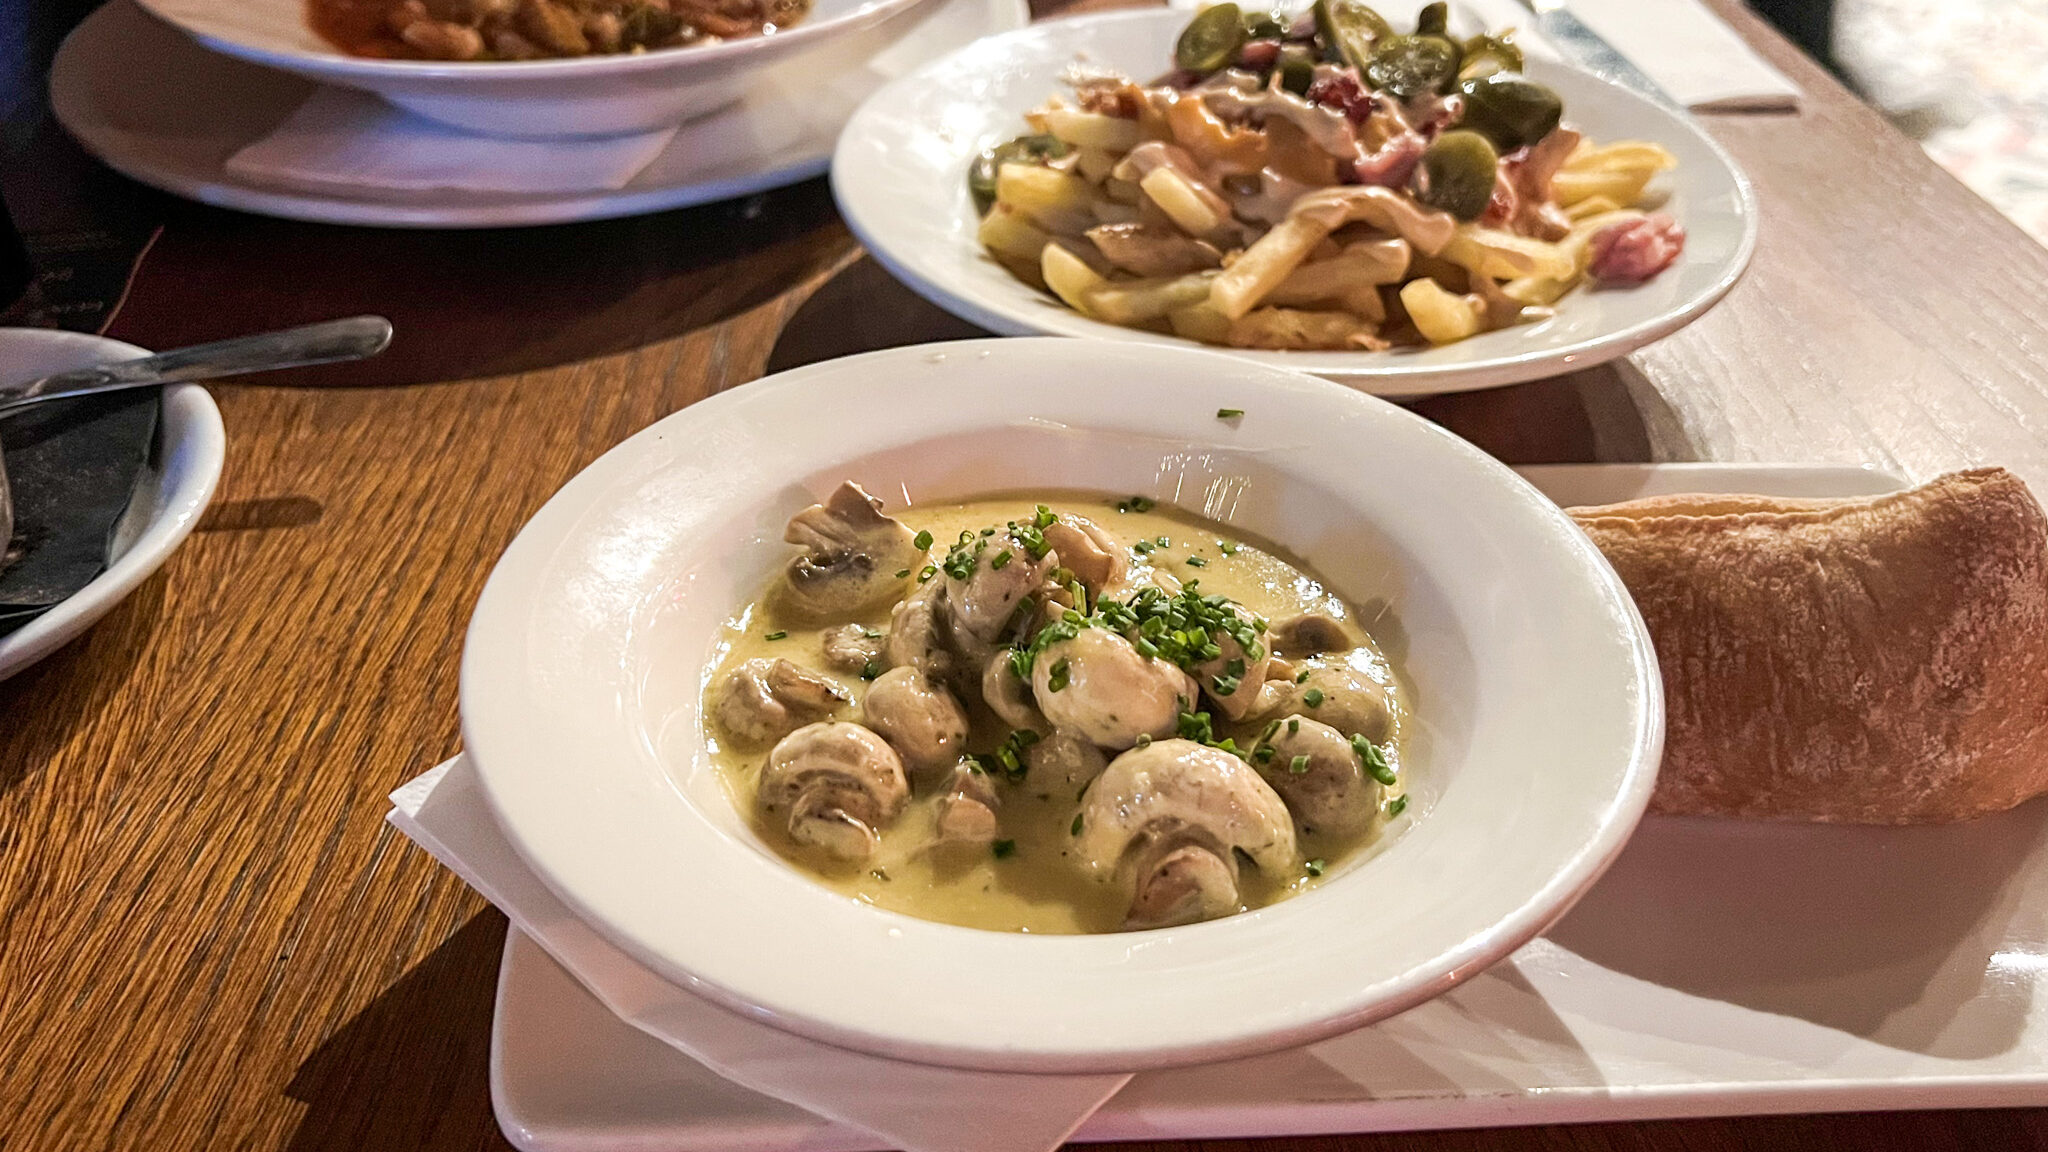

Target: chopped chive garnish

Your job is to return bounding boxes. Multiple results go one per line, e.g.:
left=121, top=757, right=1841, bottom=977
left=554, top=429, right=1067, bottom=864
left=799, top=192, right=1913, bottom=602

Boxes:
left=1217, top=408, right=1244, bottom=419
left=1304, top=858, right=1326, bottom=877
left=1047, top=657, right=1071, bottom=692
left=1353, top=734, right=1397, bottom=785
left=1186, top=556, right=1208, bottom=568
left=1296, top=668, right=1311, bottom=684
left=1260, top=718, right=1281, bottom=741
left=1212, top=673, right=1240, bottom=696
left=894, top=568, right=910, bottom=578
left=764, top=631, right=788, bottom=641
left=1388, top=794, right=1408, bottom=817
left=1035, top=505, right=1057, bottom=528
left=863, top=629, right=883, bottom=639
left=860, top=659, right=883, bottom=680
left=1287, top=717, right=1300, bottom=735
left=1071, top=812, right=1084, bottom=836
left=991, top=550, right=1014, bottom=570
left=1134, top=733, right=1153, bottom=748
left=992, top=839, right=1017, bottom=859
left=1303, top=687, right=1325, bottom=708
left=913, top=529, right=933, bottom=550
left=1218, top=540, right=1239, bottom=555
left=1289, top=754, right=1311, bottom=775
left=1114, top=495, right=1157, bottom=513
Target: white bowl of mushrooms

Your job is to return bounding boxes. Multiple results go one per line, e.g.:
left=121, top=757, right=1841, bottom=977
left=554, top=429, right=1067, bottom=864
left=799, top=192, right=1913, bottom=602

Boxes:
left=461, top=337, right=1662, bottom=1072
left=135, top=0, right=933, bottom=137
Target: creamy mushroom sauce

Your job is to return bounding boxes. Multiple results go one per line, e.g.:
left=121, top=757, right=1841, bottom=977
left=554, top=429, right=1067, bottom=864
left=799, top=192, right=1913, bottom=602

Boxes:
left=705, top=492, right=1406, bottom=934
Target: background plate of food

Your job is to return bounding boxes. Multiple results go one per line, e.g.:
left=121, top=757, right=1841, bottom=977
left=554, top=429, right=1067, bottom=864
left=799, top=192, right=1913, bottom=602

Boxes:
left=136, top=0, right=935, bottom=136
left=832, top=3, right=1757, bottom=397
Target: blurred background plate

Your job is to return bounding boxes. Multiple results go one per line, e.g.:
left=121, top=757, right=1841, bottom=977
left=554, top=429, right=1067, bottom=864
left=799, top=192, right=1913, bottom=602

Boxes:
left=50, top=0, right=1026, bottom=228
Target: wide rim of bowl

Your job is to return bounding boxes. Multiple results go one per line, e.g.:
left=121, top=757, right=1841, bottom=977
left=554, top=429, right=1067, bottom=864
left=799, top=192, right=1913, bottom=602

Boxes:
left=0, top=329, right=226, bottom=681
left=831, top=8, right=1758, bottom=396
left=137, top=0, right=930, bottom=80
left=459, top=337, right=1664, bottom=1072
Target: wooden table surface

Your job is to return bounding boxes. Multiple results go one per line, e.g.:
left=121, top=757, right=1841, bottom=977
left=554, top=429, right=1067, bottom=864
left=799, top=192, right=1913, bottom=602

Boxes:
left=8, top=0, right=2048, bottom=1147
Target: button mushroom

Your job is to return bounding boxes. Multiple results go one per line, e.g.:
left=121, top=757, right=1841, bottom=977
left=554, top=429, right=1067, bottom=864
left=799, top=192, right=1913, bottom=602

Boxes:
left=1032, top=627, right=1195, bottom=750
left=1024, top=730, right=1108, bottom=796
left=862, top=667, right=970, bottom=780
left=713, top=658, right=850, bottom=748
left=933, top=759, right=1002, bottom=848
left=1041, top=513, right=1128, bottom=598
left=1075, top=739, right=1298, bottom=929
left=774, top=482, right=924, bottom=625
left=1268, top=612, right=1352, bottom=659
left=819, top=624, right=884, bottom=675
left=884, top=577, right=953, bottom=681
left=1258, top=659, right=1396, bottom=743
left=942, top=525, right=1060, bottom=645
left=981, top=652, right=1047, bottom=732
left=1255, top=714, right=1384, bottom=834
left=758, top=722, right=910, bottom=862
left=1191, top=601, right=1271, bottom=722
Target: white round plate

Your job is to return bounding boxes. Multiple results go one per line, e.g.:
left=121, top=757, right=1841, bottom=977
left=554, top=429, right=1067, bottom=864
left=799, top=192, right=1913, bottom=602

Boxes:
left=832, top=8, right=1758, bottom=397
left=460, top=337, right=1663, bottom=1073
left=50, top=0, right=1024, bottom=229
left=134, top=0, right=932, bottom=137
left=0, top=330, right=225, bottom=682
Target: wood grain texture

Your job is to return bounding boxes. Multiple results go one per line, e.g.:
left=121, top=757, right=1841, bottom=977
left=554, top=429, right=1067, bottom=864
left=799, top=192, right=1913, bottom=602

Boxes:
left=6, top=0, right=2048, bottom=1149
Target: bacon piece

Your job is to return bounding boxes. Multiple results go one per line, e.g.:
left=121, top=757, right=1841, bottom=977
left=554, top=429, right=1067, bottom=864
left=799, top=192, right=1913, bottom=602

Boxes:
left=1341, top=131, right=1425, bottom=189
left=1588, top=214, right=1686, bottom=285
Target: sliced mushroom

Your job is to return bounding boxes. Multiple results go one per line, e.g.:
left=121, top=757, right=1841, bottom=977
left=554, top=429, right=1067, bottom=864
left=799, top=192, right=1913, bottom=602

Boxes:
left=1191, top=601, right=1271, bottom=722
left=1032, top=628, right=1195, bottom=750
left=1075, top=739, right=1298, bottom=929
left=1256, top=714, right=1384, bottom=834
left=862, top=667, right=970, bottom=780
left=820, top=624, right=883, bottom=675
left=1024, top=730, right=1109, bottom=796
left=933, top=759, right=1001, bottom=848
left=714, top=657, right=849, bottom=747
left=942, top=527, right=1060, bottom=645
left=981, top=652, right=1047, bottom=731
left=1041, top=513, right=1128, bottom=598
left=1085, top=223, right=1224, bottom=278
left=1256, top=659, right=1395, bottom=742
left=758, top=722, right=909, bottom=862
left=776, top=483, right=923, bottom=625
left=1268, top=613, right=1351, bottom=659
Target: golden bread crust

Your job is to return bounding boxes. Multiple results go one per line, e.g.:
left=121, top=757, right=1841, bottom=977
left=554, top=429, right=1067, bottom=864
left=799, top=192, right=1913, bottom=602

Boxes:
left=1571, top=468, right=2048, bottom=823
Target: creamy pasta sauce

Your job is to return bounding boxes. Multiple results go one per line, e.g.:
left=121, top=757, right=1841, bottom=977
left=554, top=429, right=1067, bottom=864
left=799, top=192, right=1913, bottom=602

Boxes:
left=705, top=492, right=1406, bottom=934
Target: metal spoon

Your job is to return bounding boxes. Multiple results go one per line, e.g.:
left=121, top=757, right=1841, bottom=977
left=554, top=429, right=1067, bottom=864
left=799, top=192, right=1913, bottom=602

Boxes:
left=0, top=315, right=393, bottom=563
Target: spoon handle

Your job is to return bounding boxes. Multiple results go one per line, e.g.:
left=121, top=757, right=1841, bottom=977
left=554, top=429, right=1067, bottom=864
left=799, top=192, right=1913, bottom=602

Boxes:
left=0, top=316, right=393, bottom=412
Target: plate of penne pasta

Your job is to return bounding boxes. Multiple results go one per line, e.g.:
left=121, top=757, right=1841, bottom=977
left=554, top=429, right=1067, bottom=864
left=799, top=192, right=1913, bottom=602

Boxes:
left=832, top=2, right=1757, bottom=396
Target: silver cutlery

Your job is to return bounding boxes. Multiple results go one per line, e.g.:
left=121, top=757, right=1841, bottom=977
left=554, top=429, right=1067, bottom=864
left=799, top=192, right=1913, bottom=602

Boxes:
left=1515, top=0, right=1683, bottom=111
left=0, top=315, right=393, bottom=562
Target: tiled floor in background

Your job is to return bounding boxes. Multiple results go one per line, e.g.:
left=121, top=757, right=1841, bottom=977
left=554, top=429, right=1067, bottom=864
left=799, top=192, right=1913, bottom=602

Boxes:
left=1835, top=0, right=2048, bottom=244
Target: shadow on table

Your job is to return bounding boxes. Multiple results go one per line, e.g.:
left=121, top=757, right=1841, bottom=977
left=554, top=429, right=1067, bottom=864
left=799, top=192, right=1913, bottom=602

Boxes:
left=0, top=573, right=163, bottom=798
left=1546, top=801, right=2048, bottom=1059
left=766, top=258, right=1651, bottom=467
left=284, top=909, right=510, bottom=1152
left=106, top=179, right=855, bottom=391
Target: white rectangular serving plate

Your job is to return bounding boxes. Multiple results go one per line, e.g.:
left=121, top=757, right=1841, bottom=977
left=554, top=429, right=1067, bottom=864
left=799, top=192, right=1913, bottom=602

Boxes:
left=492, top=463, right=2048, bottom=1152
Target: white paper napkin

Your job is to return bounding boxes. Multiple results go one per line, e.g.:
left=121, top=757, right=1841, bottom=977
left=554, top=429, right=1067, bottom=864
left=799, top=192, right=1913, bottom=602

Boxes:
left=224, top=88, right=679, bottom=196
left=389, top=756, right=1132, bottom=1152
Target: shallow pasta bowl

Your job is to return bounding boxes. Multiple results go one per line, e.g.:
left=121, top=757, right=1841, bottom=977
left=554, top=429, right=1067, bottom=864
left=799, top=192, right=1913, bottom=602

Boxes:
left=460, top=337, right=1662, bottom=1072
left=135, top=0, right=933, bottom=137
left=832, top=7, right=1758, bottom=398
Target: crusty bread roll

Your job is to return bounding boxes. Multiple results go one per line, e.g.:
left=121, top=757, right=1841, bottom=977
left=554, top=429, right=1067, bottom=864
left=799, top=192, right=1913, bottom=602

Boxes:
left=1571, top=468, right=2048, bottom=823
